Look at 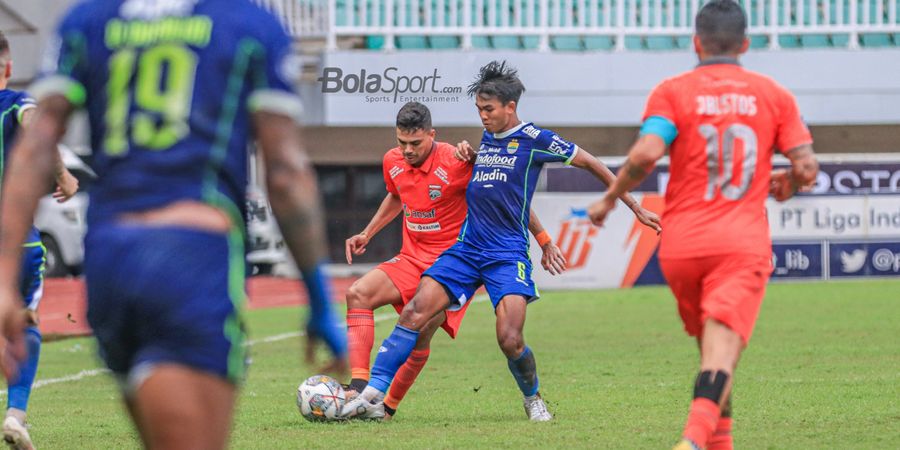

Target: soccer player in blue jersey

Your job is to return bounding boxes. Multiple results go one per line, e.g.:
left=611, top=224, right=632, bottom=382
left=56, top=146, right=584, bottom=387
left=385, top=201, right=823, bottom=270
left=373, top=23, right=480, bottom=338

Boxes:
left=0, top=30, right=79, bottom=450
left=0, top=2, right=345, bottom=449
left=342, top=60, right=662, bottom=421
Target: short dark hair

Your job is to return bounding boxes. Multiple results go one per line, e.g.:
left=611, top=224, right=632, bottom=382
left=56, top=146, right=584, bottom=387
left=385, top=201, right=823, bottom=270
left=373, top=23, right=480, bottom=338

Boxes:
left=466, top=60, right=525, bottom=105
left=396, top=101, right=432, bottom=132
left=0, top=31, right=9, bottom=54
left=695, top=0, right=747, bottom=55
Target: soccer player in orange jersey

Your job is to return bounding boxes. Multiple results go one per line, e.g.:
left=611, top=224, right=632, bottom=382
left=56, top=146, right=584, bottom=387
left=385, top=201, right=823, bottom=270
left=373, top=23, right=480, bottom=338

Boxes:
left=343, top=101, right=565, bottom=419
left=588, top=1, right=819, bottom=448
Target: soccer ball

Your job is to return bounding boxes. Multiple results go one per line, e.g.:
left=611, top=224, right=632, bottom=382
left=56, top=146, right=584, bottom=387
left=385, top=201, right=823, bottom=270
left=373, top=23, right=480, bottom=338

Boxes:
left=296, top=374, right=346, bottom=421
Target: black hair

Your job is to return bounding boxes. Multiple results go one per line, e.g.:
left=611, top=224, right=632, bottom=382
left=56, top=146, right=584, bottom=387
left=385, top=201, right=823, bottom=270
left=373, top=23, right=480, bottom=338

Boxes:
left=395, top=101, right=432, bottom=132
left=466, top=60, right=525, bottom=105
left=695, top=0, right=747, bottom=55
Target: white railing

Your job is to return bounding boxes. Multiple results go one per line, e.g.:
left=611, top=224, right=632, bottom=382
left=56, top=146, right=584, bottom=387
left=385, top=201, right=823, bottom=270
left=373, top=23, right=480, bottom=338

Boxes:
left=256, top=0, right=900, bottom=50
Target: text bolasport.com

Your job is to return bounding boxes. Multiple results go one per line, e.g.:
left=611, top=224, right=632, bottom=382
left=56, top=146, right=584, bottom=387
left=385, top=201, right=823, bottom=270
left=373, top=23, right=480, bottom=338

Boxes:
left=317, top=67, right=464, bottom=103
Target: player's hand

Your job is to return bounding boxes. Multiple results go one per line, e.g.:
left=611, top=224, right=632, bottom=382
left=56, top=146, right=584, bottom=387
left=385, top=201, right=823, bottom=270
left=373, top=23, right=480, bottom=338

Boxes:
left=587, top=196, right=616, bottom=228
left=304, top=331, right=349, bottom=378
left=454, top=140, right=477, bottom=162
left=53, top=170, right=79, bottom=203
left=540, top=242, right=567, bottom=275
left=633, top=205, right=662, bottom=234
left=770, top=169, right=798, bottom=202
left=0, top=293, right=27, bottom=381
left=345, top=233, right=370, bottom=264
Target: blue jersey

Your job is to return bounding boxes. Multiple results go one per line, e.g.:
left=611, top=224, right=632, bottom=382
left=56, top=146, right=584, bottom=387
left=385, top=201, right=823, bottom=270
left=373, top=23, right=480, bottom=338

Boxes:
left=459, top=122, right=578, bottom=253
left=0, top=89, right=40, bottom=243
left=32, top=0, right=303, bottom=227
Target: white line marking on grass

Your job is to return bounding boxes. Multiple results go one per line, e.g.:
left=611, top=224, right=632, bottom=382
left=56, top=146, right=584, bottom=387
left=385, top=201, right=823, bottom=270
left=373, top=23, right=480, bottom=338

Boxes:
left=0, top=295, right=487, bottom=396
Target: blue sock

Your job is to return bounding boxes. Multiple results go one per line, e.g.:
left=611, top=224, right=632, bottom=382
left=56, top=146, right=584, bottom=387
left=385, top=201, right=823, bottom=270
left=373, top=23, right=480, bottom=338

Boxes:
left=302, top=263, right=348, bottom=358
left=8, top=327, right=41, bottom=412
left=507, top=346, right=539, bottom=397
left=368, top=325, right=419, bottom=393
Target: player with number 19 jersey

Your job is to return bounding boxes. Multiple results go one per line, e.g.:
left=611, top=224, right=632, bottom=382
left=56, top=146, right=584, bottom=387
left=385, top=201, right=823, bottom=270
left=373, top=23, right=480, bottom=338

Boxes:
left=645, top=60, right=812, bottom=343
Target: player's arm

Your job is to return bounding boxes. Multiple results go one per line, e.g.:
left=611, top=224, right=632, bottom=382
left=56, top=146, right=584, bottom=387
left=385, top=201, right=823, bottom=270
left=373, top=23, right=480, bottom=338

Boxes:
left=0, top=94, right=73, bottom=377
left=528, top=209, right=566, bottom=275
left=771, top=144, right=818, bottom=201
left=19, top=107, right=79, bottom=203
left=571, top=148, right=662, bottom=232
left=345, top=192, right=402, bottom=264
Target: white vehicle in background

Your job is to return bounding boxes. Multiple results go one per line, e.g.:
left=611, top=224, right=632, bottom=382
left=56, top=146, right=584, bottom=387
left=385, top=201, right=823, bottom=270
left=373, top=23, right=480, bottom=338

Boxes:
left=246, top=183, right=287, bottom=275
left=34, top=145, right=95, bottom=277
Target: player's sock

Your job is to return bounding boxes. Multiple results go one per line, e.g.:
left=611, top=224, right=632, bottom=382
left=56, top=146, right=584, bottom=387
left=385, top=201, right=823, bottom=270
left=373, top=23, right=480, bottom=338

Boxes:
left=7, top=327, right=41, bottom=413
left=708, top=395, right=733, bottom=450
left=707, top=417, right=733, bottom=450
left=368, top=325, right=419, bottom=394
left=682, top=370, right=729, bottom=448
left=302, top=264, right=347, bottom=358
left=346, top=308, right=375, bottom=385
left=507, top=346, right=539, bottom=397
left=384, top=348, right=430, bottom=413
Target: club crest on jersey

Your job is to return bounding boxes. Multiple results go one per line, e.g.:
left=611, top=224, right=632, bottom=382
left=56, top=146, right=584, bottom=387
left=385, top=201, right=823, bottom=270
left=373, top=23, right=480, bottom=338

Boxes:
left=429, top=184, right=442, bottom=200
left=506, top=139, right=519, bottom=154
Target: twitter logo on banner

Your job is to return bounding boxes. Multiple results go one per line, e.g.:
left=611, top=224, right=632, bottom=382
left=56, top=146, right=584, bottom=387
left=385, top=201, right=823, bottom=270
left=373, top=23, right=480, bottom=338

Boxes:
left=840, top=249, right=867, bottom=273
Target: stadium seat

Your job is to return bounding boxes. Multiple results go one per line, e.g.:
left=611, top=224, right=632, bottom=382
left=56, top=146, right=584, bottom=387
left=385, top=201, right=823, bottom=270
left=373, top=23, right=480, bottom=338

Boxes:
left=624, top=36, right=644, bottom=50
left=521, top=36, right=541, bottom=49
left=749, top=35, right=769, bottom=49
left=429, top=36, right=461, bottom=49
left=583, top=36, right=615, bottom=50
left=778, top=35, right=801, bottom=48
left=551, top=36, right=583, bottom=51
left=396, top=36, right=429, bottom=49
left=675, top=36, right=692, bottom=49
left=800, top=34, right=831, bottom=47
left=471, top=35, right=492, bottom=48
left=365, top=36, right=385, bottom=49
left=860, top=33, right=893, bottom=46
left=491, top=36, right=522, bottom=49
left=830, top=34, right=851, bottom=47
left=646, top=36, right=676, bottom=50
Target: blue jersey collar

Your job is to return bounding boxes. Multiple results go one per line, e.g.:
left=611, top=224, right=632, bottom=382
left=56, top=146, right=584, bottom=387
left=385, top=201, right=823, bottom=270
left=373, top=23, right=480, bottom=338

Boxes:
left=492, top=121, right=526, bottom=140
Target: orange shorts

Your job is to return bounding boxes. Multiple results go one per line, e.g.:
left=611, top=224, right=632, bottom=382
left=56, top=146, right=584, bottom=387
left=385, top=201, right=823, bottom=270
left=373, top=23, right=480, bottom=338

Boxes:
left=376, top=254, right=470, bottom=339
left=660, top=254, right=772, bottom=344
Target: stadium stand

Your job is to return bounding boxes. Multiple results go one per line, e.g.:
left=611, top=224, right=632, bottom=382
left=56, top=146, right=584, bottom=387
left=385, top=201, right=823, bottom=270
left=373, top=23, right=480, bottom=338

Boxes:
left=257, top=0, right=900, bottom=50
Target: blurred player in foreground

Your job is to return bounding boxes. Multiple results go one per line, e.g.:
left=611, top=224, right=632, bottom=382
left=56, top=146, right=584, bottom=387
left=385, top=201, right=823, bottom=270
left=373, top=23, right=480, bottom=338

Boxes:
left=343, top=101, right=566, bottom=419
left=341, top=60, right=661, bottom=421
left=0, top=30, right=78, bottom=450
left=587, top=1, right=819, bottom=448
left=0, top=1, right=345, bottom=449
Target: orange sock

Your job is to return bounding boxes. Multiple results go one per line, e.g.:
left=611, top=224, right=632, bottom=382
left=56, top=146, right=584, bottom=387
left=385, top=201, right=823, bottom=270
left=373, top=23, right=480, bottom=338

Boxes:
left=346, top=309, right=374, bottom=381
left=683, top=398, right=721, bottom=448
left=384, top=348, right=430, bottom=412
left=707, top=417, right=733, bottom=450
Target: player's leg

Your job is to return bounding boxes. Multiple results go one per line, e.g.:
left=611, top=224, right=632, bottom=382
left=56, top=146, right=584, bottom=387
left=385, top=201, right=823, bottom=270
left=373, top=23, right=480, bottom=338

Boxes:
left=126, top=365, right=236, bottom=450
left=3, top=242, right=46, bottom=450
left=383, top=311, right=445, bottom=419
left=707, top=394, right=733, bottom=450
left=345, top=267, right=404, bottom=392
left=671, top=255, right=768, bottom=450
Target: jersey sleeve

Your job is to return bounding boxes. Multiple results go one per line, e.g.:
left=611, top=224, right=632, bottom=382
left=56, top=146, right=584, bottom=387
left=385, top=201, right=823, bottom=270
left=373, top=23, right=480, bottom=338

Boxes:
left=532, top=128, right=579, bottom=164
left=246, top=10, right=304, bottom=123
left=382, top=153, right=399, bottom=195
left=28, top=4, right=90, bottom=108
left=642, top=80, right=677, bottom=123
left=13, top=93, right=36, bottom=124
left=774, top=87, right=813, bottom=153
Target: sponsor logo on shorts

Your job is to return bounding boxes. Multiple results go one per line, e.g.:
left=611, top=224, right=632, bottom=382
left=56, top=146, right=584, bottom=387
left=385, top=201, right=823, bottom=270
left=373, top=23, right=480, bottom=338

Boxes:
left=385, top=257, right=401, bottom=264
left=389, top=165, right=404, bottom=179
left=378, top=346, right=388, bottom=353
left=840, top=249, right=867, bottom=273
left=407, top=222, right=441, bottom=232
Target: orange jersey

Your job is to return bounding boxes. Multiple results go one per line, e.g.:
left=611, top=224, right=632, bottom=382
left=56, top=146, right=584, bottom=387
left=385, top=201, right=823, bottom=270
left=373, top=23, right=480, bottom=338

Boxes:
left=383, top=142, right=473, bottom=262
left=644, top=61, right=813, bottom=259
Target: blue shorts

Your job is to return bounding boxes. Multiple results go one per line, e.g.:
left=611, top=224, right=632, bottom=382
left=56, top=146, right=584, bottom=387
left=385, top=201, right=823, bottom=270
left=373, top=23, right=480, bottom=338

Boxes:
left=20, top=240, right=45, bottom=311
left=423, top=242, right=540, bottom=310
left=84, top=224, right=247, bottom=386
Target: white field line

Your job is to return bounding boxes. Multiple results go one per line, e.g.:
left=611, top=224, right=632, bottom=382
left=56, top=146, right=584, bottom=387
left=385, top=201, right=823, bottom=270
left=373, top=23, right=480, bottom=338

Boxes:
left=0, top=295, right=486, bottom=396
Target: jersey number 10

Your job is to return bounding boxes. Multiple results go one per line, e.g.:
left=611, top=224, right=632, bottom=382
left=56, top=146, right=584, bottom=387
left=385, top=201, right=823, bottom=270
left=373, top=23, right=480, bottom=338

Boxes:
left=105, top=44, right=198, bottom=156
left=698, top=123, right=758, bottom=201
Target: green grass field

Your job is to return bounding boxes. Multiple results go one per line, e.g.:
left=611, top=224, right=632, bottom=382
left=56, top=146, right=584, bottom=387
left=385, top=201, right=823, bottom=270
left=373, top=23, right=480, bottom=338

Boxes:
left=10, top=280, right=900, bottom=449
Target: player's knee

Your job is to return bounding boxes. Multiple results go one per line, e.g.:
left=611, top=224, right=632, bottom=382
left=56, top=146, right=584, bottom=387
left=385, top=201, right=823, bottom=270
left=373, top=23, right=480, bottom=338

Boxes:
left=693, top=370, right=730, bottom=404
left=397, top=300, right=428, bottom=331
left=345, top=282, right=370, bottom=309
left=496, top=330, right=524, bottom=358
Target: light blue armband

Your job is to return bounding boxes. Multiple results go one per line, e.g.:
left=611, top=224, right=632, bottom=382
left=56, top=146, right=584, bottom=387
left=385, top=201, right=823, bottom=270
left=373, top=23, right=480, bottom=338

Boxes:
left=640, top=116, right=678, bottom=146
